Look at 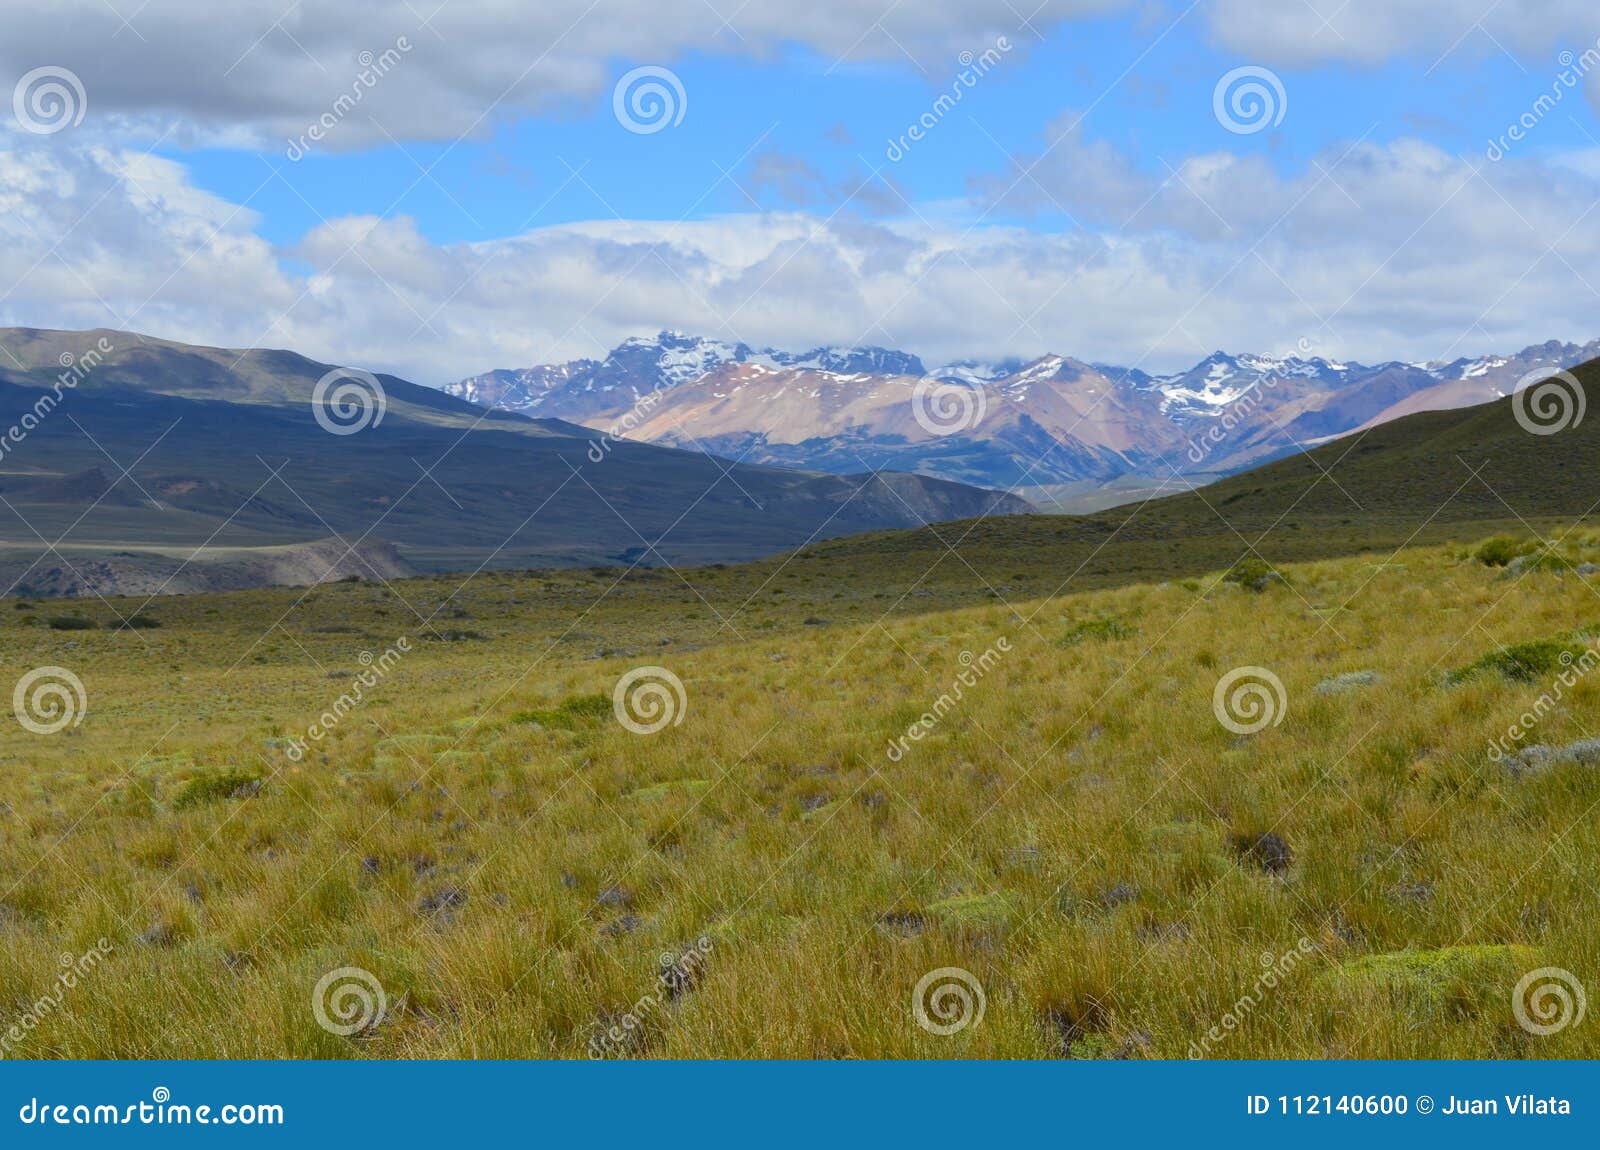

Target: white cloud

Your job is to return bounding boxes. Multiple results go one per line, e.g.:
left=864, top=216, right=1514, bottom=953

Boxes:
left=2, top=138, right=1600, bottom=383
left=1202, top=1, right=1597, bottom=66
left=0, top=0, right=1122, bottom=150
left=4, top=0, right=1599, bottom=150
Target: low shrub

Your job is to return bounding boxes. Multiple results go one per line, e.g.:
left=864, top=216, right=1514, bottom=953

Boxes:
left=1448, top=633, right=1597, bottom=684
left=1223, top=558, right=1288, bottom=592
left=1473, top=535, right=1537, bottom=567
left=513, top=692, right=611, bottom=729
left=173, top=769, right=263, bottom=810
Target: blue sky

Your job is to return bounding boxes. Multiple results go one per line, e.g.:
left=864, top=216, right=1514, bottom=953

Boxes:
left=4, top=2, right=1600, bottom=382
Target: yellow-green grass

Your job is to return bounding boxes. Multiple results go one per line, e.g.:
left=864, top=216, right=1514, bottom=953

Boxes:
left=1, top=532, right=1598, bottom=1058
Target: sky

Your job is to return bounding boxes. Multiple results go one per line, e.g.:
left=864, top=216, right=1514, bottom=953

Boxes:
left=4, top=0, right=1600, bottom=384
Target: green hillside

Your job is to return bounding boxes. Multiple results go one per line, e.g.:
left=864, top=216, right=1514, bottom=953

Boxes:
left=787, top=362, right=1599, bottom=598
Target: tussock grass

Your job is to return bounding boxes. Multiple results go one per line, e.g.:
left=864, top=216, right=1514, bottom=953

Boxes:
left=0, top=531, right=1597, bottom=1058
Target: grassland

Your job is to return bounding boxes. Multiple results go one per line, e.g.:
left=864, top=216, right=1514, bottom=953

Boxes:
left=2, top=515, right=1599, bottom=1059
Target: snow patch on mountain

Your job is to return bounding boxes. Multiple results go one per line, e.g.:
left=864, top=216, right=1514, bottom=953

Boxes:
left=929, top=358, right=1026, bottom=386
left=443, top=332, right=1600, bottom=490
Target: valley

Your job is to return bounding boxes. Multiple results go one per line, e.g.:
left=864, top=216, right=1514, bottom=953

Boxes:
left=1, top=370, right=1597, bottom=1058
left=0, top=328, right=1030, bottom=594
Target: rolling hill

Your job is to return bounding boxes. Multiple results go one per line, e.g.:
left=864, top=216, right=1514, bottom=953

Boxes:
left=772, top=357, right=1599, bottom=598
left=0, top=328, right=1031, bottom=594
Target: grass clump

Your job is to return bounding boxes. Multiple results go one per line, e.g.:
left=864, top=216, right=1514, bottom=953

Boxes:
left=629, top=778, right=712, bottom=801
left=1324, top=945, right=1537, bottom=1013
left=173, top=768, right=263, bottom=810
left=1312, top=670, right=1380, bottom=695
left=512, top=692, right=611, bottom=729
left=1058, top=616, right=1133, bottom=645
left=925, top=892, right=1017, bottom=928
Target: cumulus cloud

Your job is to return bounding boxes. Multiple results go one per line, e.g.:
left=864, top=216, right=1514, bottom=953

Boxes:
left=0, top=0, right=1121, bottom=150
left=2, top=136, right=1599, bottom=383
left=5, top=1, right=1600, bottom=150
left=1202, top=0, right=1597, bottom=66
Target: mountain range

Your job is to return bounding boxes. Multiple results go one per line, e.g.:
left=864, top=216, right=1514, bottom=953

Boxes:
left=0, top=328, right=1028, bottom=596
left=3, top=322, right=1592, bottom=599
left=791, top=352, right=1600, bottom=602
left=445, top=332, right=1600, bottom=505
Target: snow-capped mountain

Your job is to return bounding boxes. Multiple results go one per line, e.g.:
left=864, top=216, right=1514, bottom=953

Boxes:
left=1145, top=351, right=1358, bottom=417
left=443, top=333, right=1600, bottom=493
left=445, top=332, right=750, bottom=422
left=444, top=331, right=925, bottom=424
left=447, top=360, right=600, bottom=412
left=759, top=345, right=925, bottom=377
left=928, top=358, right=1027, bottom=386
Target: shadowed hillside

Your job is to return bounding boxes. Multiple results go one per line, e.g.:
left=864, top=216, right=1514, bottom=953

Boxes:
left=0, top=328, right=1031, bottom=587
